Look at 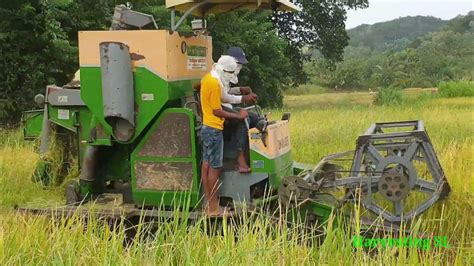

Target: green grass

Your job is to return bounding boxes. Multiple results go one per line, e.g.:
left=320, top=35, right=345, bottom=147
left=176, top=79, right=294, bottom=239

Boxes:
left=373, top=87, right=404, bottom=105
left=438, top=80, right=474, bottom=98
left=284, top=84, right=328, bottom=95
left=1, top=90, right=473, bottom=264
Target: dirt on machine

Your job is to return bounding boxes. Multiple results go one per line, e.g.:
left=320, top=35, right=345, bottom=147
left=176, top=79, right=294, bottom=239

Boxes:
left=18, top=1, right=450, bottom=236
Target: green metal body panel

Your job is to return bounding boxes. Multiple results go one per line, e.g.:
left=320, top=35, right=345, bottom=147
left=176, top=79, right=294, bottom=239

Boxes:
left=79, top=144, right=132, bottom=196
left=101, top=145, right=132, bottom=181
left=130, top=108, right=201, bottom=208
left=80, top=67, right=196, bottom=144
left=299, top=202, right=334, bottom=224
left=22, top=110, right=44, bottom=139
left=250, top=150, right=293, bottom=188
left=71, top=65, right=199, bottom=200
left=48, top=106, right=81, bottom=132
left=22, top=63, right=332, bottom=224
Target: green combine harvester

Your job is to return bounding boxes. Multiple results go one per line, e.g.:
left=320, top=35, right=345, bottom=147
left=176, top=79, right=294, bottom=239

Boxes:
left=19, top=1, right=450, bottom=229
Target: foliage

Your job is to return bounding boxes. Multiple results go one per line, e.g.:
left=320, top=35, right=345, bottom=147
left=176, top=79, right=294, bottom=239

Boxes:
left=0, top=0, right=369, bottom=123
left=373, top=87, right=403, bottom=105
left=209, top=11, right=294, bottom=107
left=274, top=0, right=368, bottom=63
left=307, top=12, right=474, bottom=90
left=438, top=80, right=474, bottom=98
left=0, top=0, right=77, bottom=125
left=442, top=11, right=474, bottom=33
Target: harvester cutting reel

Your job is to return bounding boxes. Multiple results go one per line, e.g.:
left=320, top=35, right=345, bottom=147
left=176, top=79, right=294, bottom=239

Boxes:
left=279, top=121, right=451, bottom=223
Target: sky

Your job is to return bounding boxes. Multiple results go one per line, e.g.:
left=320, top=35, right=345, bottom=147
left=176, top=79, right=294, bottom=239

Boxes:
left=345, top=0, right=473, bottom=29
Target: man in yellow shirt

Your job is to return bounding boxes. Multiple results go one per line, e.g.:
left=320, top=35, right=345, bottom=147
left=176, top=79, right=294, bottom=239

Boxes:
left=200, top=55, right=248, bottom=216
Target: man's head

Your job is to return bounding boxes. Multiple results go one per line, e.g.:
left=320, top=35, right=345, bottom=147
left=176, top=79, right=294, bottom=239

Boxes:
left=215, top=55, right=237, bottom=85
left=227, top=47, right=248, bottom=65
left=217, top=55, right=237, bottom=72
left=226, top=47, right=247, bottom=84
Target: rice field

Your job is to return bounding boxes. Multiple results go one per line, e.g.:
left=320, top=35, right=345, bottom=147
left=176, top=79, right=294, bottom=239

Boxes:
left=0, top=89, right=472, bottom=264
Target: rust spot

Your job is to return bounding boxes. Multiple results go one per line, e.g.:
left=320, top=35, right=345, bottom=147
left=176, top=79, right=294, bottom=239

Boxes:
left=192, top=81, right=201, bottom=91
left=130, top=53, right=145, bottom=61
left=47, top=85, right=61, bottom=94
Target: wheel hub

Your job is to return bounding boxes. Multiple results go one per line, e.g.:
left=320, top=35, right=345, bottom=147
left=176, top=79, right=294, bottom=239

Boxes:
left=378, top=167, right=409, bottom=201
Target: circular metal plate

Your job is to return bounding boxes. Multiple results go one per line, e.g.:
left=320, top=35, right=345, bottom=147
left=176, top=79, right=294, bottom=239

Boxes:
left=378, top=167, right=409, bottom=201
left=375, top=155, right=418, bottom=190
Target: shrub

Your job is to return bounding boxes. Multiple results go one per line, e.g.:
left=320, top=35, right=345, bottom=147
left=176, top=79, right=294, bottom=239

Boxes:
left=438, top=80, right=474, bottom=97
left=373, top=87, right=403, bottom=105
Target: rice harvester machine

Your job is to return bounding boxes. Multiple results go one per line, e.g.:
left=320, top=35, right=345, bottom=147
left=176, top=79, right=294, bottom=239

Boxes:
left=20, top=1, right=450, bottom=226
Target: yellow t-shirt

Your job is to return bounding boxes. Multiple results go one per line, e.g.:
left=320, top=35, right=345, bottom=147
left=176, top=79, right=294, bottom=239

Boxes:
left=200, top=73, right=224, bottom=130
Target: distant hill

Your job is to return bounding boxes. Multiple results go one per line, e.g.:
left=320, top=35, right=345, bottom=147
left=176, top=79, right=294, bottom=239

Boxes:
left=307, top=12, right=473, bottom=90
left=347, top=16, right=447, bottom=51
left=442, top=11, right=474, bottom=33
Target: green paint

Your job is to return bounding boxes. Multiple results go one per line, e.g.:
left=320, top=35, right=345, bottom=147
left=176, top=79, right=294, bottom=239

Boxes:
left=168, top=79, right=195, bottom=99
left=21, top=110, right=44, bottom=139
left=86, top=116, right=112, bottom=146
left=48, top=106, right=81, bottom=132
left=187, top=45, right=207, bottom=57
left=299, top=201, right=334, bottom=224
left=80, top=67, right=199, bottom=144
left=250, top=150, right=293, bottom=188
left=99, top=145, right=131, bottom=182
left=131, top=108, right=201, bottom=208
left=21, top=63, right=334, bottom=222
left=79, top=181, right=94, bottom=197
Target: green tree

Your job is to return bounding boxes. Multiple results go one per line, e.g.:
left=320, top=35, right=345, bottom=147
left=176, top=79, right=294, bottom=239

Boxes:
left=0, top=0, right=77, bottom=125
left=209, top=11, right=295, bottom=107
left=1, top=0, right=368, bottom=122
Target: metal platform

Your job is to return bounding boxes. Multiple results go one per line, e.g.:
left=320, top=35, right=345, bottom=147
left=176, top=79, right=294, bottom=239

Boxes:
left=15, top=194, right=238, bottom=221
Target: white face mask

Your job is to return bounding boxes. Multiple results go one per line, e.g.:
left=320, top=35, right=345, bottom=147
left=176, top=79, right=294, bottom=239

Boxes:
left=230, top=73, right=238, bottom=84
left=235, top=64, right=243, bottom=75
left=221, top=71, right=235, bottom=84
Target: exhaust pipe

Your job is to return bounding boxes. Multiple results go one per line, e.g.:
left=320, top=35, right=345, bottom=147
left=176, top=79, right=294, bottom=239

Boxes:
left=100, top=41, right=135, bottom=142
left=79, top=145, right=99, bottom=183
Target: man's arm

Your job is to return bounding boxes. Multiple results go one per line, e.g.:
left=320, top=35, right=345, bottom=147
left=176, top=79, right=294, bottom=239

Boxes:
left=222, top=88, right=243, bottom=104
left=210, top=84, right=247, bottom=119
left=232, top=86, right=253, bottom=95
left=213, top=108, right=247, bottom=120
left=228, top=87, right=242, bottom=95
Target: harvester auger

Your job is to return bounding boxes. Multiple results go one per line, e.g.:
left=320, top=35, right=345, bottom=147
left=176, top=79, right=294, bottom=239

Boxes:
left=18, top=1, right=450, bottom=231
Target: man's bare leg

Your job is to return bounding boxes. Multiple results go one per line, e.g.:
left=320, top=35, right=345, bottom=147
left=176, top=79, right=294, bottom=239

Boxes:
left=207, top=167, right=222, bottom=215
left=237, top=151, right=250, bottom=173
left=201, top=161, right=211, bottom=209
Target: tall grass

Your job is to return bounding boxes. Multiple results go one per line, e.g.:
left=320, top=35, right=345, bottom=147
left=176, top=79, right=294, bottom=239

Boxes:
left=374, top=87, right=404, bottom=105
left=1, top=91, right=473, bottom=264
left=438, top=80, right=474, bottom=98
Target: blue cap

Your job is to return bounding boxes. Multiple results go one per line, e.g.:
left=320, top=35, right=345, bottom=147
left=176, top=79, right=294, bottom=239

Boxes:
left=227, top=47, right=248, bottom=64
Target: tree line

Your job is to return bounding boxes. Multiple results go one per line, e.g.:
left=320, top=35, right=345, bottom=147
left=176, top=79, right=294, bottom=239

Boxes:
left=0, top=0, right=368, bottom=125
left=306, top=12, right=473, bottom=90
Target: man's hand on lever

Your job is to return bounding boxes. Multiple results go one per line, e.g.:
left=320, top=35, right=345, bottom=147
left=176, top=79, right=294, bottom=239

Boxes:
left=239, top=86, right=252, bottom=95
left=242, top=93, right=258, bottom=104
left=238, top=109, right=248, bottom=119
